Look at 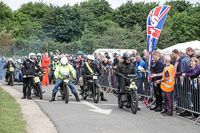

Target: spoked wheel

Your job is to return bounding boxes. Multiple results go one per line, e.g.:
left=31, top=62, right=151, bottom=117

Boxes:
left=93, top=85, right=100, bottom=103
left=82, top=86, right=88, bottom=100
left=64, top=84, right=69, bottom=104
left=118, top=93, right=124, bottom=109
left=36, top=84, right=43, bottom=99
left=33, top=85, right=39, bottom=97
left=10, top=74, right=14, bottom=86
left=8, top=76, right=10, bottom=85
left=130, top=90, right=138, bottom=114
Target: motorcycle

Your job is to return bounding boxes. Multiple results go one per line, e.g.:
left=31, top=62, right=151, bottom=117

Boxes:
left=117, top=73, right=138, bottom=114
left=58, top=75, right=72, bottom=104
left=49, top=70, right=56, bottom=84
left=31, top=73, right=43, bottom=99
left=81, top=74, right=101, bottom=103
left=7, top=67, right=15, bottom=86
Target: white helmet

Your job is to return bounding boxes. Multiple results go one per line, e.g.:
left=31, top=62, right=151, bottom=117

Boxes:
left=37, top=53, right=42, bottom=57
left=60, top=57, right=68, bottom=65
left=8, top=58, right=13, bottom=62
left=54, top=56, right=58, bottom=60
left=87, top=55, right=95, bottom=61
left=29, top=53, right=36, bottom=62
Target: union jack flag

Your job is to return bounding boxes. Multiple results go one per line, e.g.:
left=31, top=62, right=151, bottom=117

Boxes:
left=147, top=5, right=171, bottom=97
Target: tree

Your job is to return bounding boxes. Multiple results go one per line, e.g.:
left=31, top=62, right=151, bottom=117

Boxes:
left=112, top=1, right=158, bottom=30
left=0, top=28, right=16, bottom=56
left=165, top=0, right=192, bottom=16
left=171, top=11, right=199, bottom=43
left=0, top=2, right=15, bottom=31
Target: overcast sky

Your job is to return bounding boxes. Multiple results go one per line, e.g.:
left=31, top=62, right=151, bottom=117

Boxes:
left=1, top=0, right=199, bottom=10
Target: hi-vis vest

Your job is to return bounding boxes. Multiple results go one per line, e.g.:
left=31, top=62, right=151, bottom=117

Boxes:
left=52, top=61, right=59, bottom=70
left=35, top=60, right=41, bottom=70
left=54, top=64, right=76, bottom=79
left=85, top=62, right=94, bottom=75
left=161, top=64, right=175, bottom=92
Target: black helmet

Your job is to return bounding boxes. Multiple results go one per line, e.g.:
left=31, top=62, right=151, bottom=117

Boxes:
left=122, top=53, right=130, bottom=60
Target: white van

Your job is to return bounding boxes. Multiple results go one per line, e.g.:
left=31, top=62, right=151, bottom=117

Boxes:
left=93, top=49, right=135, bottom=58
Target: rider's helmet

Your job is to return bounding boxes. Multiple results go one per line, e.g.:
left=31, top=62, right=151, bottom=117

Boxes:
left=87, top=55, right=95, bottom=61
left=8, top=58, right=13, bottom=63
left=60, top=57, right=68, bottom=66
left=37, top=53, right=42, bottom=58
left=54, top=56, right=58, bottom=60
left=29, top=53, right=37, bottom=62
left=122, top=53, right=130, bottom=61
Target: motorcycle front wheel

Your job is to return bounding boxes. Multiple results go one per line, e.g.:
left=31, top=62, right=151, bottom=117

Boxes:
left=130, top=90, right=138, bottom=114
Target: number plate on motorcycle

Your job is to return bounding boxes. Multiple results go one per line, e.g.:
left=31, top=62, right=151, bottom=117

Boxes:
left=93, top=76, right=98, bottom=79
left=64, top=79, right=69, bottom=83
left=34, top=77, right=40, bottom=83
left=10, top=67, right=14, bottom=72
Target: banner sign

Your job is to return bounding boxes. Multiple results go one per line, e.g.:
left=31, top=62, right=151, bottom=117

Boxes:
left=147, top=5, right=171, bottom=97
left=147, top=5, right=171, bottom=67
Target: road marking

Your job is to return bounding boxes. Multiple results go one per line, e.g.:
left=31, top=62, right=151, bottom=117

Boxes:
left=81, top=101, right=112, bottom=115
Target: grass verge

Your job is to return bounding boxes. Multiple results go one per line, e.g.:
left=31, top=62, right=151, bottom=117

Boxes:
left=0, top=87, right=26, bottom=133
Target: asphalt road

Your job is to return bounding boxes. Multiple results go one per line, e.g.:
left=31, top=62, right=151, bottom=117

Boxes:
left=1, top=81, right=200, bottom=133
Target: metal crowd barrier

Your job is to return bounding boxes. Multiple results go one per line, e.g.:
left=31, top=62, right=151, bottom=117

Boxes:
left=176, top=77, right=200, bottom=124
left=100, top=69, right=117, bottom=92
left=99, top=68, right=200, bottom=124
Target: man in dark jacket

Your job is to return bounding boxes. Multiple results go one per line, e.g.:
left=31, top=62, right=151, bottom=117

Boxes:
left=116, top=54, right=136, bottom=94
left=176, top=49, right=190, bottom=76
left=80, top=55, right=107, bottom=101
left=3, top=58, right=17, bottom=81
left=22, top=53, right=43, bottom=99
left=151, top=51, right=165, bottom=112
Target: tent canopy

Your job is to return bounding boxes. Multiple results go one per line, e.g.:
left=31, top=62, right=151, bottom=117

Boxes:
left=161, top=40, right=200, bottom=55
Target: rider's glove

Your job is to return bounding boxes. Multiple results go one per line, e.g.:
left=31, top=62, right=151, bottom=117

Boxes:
left=73, top=75, right=76, bottom=80
left=23, top=75, right=27, bottom=78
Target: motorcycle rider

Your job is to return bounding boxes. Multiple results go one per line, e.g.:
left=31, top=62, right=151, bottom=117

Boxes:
left=3, top=58, right=17, bottom=82
left=36, top=53, right=42, bottom=66
left=49, top=56, right=59, bottom=84
left=49, top=57, right=80, bottom=102
left=21, top=53, right=44, bottom=99
left=116, top=54, right=137, bottom=104
left=80, top=55, right=107, bottom=101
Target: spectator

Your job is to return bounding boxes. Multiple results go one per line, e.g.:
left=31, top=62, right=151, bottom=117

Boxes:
left=157, top=55, right=175, bottom=116
left=194, top=49, right=200, bottom=60
left=170, top=52, right=176, bottom=65
left=181, top=57, right=200, bottom=117
left=102, top=58, right=108, bottom=70
left=131, top=49, right=137, bottom=57
left=41, top=53, right=51, bottom=86
left=150, top=51, right=165, bottom=112
left=135, top=54, right=146, bottom=95
left=182, top=57, right=200, bottom=79
left=186, top=47, right=195, bottom=58
left=104, top=52, right=111, bottom=60
left=171, top=49, right=179, bottom=73
left=50, top=52, right=54, bottom=62
left=176, top=49, right=190, bottom=77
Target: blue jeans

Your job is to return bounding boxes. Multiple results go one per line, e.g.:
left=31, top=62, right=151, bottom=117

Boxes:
left=76, top=70, right=79, bottom=83
left=137, top=78, right=144, bottom=95
left=53, top=79, right=77, bottom=93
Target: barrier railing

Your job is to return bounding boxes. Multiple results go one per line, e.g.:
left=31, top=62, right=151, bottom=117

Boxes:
left=176, top=77, right=200, bottom=124
left=99, top=68, right=200, bottom=124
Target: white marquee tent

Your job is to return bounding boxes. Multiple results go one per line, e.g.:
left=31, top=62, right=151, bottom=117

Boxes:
left=161, top=40, right=200, bottom=55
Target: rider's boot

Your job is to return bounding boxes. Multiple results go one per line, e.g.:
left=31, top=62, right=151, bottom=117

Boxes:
left=74, top=93, right=80, bottom=102
left=80, top=86, right=84, bottom=95
left=21, top=94, right=26, bottom=99
left=49, top=92, right=56, bottom=102
left=100, top=92, right=107, bottom=101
